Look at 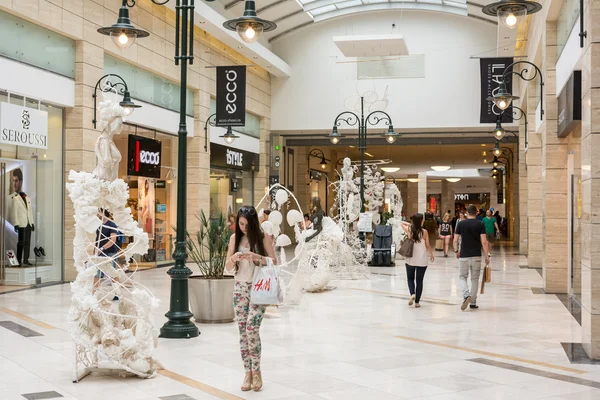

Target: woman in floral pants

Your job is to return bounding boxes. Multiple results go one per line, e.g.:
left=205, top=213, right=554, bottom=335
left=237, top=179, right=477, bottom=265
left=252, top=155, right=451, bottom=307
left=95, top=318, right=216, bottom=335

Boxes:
left=226, top=205, right=276, bottom=392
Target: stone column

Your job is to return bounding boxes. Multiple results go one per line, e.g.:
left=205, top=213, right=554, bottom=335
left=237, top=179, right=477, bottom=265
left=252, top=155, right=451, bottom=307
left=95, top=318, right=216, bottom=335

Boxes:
left=406, top=177, right=419, bottom=217
left=580, top=0, right=600, bottom=359
left=541, top=22, right=569, bottom=293
left=441, top=180, right=455, bottom=216
left=418, top=172, right=428, bottom=214
left=526, top=90, right=543, bottom=268
left=519, top=117, right=529, bottom=254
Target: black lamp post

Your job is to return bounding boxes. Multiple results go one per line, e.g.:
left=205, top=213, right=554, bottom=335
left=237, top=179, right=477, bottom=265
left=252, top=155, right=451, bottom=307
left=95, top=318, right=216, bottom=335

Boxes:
left=328, top=97, right=398, bottom=241
left=98, top=0, right=276, bottom=339
left=494, top=106, right=528, bottom=147
left=307, top=149, right=328, bottom=171
left=92, top=74, right=141, bottom=129
left=487, top=61, right=544, bottom=117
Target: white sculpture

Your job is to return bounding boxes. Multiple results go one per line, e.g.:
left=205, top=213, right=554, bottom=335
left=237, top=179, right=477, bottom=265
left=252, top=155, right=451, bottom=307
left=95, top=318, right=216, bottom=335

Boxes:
left=385, top=183, right=405, bottom=248
left=92, top=89, right=129, bottom=182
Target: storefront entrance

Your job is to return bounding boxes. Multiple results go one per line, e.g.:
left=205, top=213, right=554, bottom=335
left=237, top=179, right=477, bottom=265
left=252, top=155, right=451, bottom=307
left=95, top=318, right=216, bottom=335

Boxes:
left=0, top=95, right=64, bottom=291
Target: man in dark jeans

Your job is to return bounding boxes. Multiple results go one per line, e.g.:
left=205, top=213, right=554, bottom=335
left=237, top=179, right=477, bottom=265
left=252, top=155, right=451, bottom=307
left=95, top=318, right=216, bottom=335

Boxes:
left=93, top=209, right=120, bottom=296
left=453, top=205, right=490, bottom=311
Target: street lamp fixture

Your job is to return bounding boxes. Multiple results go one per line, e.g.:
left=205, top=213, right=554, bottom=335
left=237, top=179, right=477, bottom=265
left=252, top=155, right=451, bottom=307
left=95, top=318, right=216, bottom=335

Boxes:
left=223, top=0, right=277, bottom=43
left=482, top=0, right=542, bottom=29
left=492, top=166, right=499, bottom=174
left=384, top=125, right=399, bottom=144
left=220, top=126, right=240, bottom=145
left=308, top=149, right=328, bottom=171
left=329, top=126, right=342, bottom=144
left=487, top=61, right=544, bottom=117
left=493, top=119, right=506, bottom=140
left=487, top=81, right=519, bottom=111
left=97, top=0, right=150, bottom=49
left=492, top=156, right=500, bottom=168
left=92, top=74, right=141, bottom=129
left=492, top=141, right=503, bottom=157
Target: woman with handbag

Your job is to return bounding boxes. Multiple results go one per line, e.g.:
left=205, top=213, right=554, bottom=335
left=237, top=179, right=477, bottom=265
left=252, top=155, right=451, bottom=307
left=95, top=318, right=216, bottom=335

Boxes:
left=401, top=214, right=435, bottom=308
left=225, top=205, right=277, bottom=392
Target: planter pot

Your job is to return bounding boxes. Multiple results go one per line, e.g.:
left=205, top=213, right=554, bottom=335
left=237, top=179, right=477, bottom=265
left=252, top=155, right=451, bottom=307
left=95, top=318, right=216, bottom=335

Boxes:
left=189, top=276, right=235, bottom=323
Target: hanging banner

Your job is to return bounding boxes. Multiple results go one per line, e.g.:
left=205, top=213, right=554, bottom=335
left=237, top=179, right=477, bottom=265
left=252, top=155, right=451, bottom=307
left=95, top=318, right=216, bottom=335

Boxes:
left=480, top=57, right=514, bottom=124
left=216, top=66, right=246, bottom=127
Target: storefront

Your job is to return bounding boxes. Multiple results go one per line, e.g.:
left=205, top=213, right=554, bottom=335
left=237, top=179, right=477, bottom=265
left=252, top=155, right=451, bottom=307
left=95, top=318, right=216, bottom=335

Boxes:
left=114, top=124, right=178, bottom=268
left=0, top=93, right=65, bottom=289
left=454, top=192, right=491, bottom=212
left=210, top=143, right=259, bottom=218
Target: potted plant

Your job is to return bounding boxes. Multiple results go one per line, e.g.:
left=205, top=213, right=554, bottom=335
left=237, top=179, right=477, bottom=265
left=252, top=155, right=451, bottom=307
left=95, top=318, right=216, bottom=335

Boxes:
left=186, top=211, right=234, bottom=323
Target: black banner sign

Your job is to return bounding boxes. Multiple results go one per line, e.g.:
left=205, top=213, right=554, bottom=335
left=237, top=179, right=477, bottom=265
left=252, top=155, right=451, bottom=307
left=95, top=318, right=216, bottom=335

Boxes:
left=216, top=66, right=246, bottom=127
left=210, top=143, right=259, bottom=171
left=480, top=57, right=514, bottom=124
left=127, top=135, right=162, bottom=178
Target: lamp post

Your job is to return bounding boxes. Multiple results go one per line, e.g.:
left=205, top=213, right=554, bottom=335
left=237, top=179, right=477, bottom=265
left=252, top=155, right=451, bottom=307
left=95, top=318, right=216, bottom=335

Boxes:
left=487, top=61, right=544, bottom=117
left=495, top=106, right=528, bottom=147
left=92, top=74, right=141, bottom=129
left=97, top=0, right=276, bottom=339
left=307, top=149, right=329, bottom=215
left=328, top=97, right=398, bottom=219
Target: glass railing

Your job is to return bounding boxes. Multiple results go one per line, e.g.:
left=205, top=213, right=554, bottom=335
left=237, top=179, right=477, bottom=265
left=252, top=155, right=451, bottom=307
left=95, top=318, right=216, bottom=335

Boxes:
left=104, top=55, right=194, bottom=116
left=557, top=0, right=580, bottom=57
left=0, top=10, right=75, bottom=78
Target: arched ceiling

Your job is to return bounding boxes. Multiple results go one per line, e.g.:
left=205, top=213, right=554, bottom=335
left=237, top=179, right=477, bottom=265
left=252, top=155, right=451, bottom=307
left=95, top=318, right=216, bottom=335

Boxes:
left=220, top=0, right=501, bottom=43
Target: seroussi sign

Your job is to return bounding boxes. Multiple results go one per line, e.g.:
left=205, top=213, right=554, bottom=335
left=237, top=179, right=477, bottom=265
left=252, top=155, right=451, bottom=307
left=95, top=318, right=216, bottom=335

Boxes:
left=0, top=102, right=48, bottom=149
left=216, top=66, right=246, bottom=127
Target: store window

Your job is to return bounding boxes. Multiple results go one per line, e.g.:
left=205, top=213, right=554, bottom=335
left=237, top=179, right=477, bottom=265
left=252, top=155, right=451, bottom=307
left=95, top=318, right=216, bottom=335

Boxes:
left=114, top=125, right=178, bottom=268
left=0, top=92, right=64, bottom=289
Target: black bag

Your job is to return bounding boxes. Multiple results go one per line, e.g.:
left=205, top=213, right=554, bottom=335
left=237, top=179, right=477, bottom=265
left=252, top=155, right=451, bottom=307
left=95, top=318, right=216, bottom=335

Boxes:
left=398, top=235, right=414, bottom=258
left=371, top=225, right=393, bottom=266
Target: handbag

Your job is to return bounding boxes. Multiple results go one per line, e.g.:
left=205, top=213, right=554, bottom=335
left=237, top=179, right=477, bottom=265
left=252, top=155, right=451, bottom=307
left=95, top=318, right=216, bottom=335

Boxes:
left=250, top=258, right=284, bottom=306
left=398, top=235, right=414, bottom=258
left=480, top=263, right=492, bottom=293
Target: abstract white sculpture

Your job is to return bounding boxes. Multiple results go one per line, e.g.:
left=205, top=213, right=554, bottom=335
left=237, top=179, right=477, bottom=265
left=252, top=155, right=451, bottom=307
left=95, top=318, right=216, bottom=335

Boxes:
left=68, top=92, right=161, bottom=382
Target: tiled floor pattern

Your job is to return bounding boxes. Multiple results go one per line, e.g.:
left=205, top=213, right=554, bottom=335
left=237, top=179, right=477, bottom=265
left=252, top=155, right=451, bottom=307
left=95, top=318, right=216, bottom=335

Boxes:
left=1, top=246, right=600, bottom=399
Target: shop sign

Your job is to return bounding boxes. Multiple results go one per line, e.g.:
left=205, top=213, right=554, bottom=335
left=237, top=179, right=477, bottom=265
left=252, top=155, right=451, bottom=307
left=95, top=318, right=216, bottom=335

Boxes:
left=127, top=135, right=162, bottom=178
left=216, top=66, right=246, bottom=127
left=454, top=193, right=481, bottom=202
left=0, top=103, right=48, bottom=149
left=210, top=143, right=259, bottom=171
left=156, top=180, right=166, bottom=188
left=479, top=58, right=514, bottom=124
left=558, top=70, right=582, bottom=138
left=309, top=169, right=322, bottom=181
left=230, top=178, right=239, bottom=193
left=156, top=204, right=167, bottom=213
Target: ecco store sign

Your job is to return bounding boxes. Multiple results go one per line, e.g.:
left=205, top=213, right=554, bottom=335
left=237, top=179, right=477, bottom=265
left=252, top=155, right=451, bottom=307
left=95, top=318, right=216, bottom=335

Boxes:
left=127, top=134, right=162, bottom=178
left=216, top=66, right=246, bottom=127
left=0, top=103, right=48, bottom=149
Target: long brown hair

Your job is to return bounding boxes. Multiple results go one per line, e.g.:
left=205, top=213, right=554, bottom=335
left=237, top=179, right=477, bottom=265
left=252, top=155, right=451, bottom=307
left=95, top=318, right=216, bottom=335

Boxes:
left=411, top=213, right=424, bottom=243
left=234, top=205, right=266, bottom=257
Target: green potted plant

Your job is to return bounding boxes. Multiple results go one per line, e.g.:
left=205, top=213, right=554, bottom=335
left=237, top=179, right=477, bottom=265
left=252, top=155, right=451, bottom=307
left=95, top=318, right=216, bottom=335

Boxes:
left=186, top=211, right=234, bottom=323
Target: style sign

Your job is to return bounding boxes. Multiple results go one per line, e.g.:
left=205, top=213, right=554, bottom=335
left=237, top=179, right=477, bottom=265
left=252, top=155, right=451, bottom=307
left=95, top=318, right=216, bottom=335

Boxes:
left=216, top=66, right=246, bottom=127
left=210, top=143, right=259, bottom=171
left=127, top=135, right=162, bottom=178
left=0, top=103, right=48, bottom=149
left=226, top=149, right=243, bottom=167
left=479, top=58, right=514, bottom=124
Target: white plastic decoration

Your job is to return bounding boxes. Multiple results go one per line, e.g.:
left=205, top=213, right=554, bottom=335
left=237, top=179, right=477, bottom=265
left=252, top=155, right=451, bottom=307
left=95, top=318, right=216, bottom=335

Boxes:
left=269, top=210, right=283, bottom=226
left=258, top=208, right=264, bottom=218
left=275, top=235, right=292, bottom=247
left=261, top=220, right=274, bottom=236
left=275, top=189, right=288, bottom=206
left=286, top=209, right=303, bottom=227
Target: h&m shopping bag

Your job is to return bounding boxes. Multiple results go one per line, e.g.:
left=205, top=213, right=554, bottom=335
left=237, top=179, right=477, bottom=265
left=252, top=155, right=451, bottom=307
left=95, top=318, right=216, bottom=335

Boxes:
left=250, top=258, right=284, bottom=306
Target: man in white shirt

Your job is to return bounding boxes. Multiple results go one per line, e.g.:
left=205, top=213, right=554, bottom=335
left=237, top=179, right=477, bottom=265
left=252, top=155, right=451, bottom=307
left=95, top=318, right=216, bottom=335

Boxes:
left=8, top=169, right=34, bottom=266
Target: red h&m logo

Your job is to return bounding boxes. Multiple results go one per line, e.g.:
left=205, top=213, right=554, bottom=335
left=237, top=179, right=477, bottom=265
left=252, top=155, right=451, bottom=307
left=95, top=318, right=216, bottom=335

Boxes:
left=254, top=278, right=271, bottom=292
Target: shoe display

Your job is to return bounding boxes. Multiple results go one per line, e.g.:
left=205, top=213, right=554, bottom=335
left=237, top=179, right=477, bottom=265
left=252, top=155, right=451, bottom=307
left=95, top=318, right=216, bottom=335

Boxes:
left=461, top=296, right=471, bottom=311
left=39, top=247, right=46, bottom=257
left=33, top=247, right=41, bottom=258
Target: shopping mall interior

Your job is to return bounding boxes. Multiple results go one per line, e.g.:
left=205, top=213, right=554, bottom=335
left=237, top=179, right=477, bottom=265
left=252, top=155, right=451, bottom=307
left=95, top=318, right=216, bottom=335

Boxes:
left=0, top=0, right=599, bottom=399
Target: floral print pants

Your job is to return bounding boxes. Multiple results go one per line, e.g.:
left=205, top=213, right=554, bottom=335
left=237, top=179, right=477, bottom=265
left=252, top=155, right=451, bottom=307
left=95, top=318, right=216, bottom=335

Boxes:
left=233, top=281, right=266, bottom=372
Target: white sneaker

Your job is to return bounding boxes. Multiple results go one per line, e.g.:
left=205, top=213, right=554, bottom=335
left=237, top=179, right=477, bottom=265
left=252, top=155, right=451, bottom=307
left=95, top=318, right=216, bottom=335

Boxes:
left=408, top=294, right=416, bottom=306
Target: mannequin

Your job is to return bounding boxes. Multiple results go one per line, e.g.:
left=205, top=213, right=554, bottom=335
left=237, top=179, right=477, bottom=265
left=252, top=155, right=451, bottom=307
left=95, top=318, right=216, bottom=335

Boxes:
left=8, top=168, right=34, bottom=266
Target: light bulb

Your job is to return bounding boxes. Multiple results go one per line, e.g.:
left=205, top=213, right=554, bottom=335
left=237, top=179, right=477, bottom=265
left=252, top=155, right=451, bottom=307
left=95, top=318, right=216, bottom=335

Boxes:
left=119, top=32, right=129, bottom=45
left=330, top=136, right=340, bottom=144
left=245, top=26, right=256, bottom=40
left=122, top=107, right=134, bottom=116
left=498, top=100, right=507, bottom=109
left=386, top=135, right=396, bottom=144
left=321, top=164, right=326, bottom=169
left=225, top=136, right=235, bottom=144
left=505, top=13, right=517, bottom=27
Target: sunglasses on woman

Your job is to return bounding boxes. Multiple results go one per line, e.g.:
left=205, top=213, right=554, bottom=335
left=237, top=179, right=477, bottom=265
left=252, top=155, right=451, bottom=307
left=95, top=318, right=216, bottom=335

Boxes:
left=239, top=206, right=256, bottom=216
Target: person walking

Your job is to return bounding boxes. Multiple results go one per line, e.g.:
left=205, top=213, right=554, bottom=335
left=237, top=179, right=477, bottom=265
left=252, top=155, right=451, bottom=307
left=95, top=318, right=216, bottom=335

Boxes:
left=401, top=214, right=435, bottom=308
left=438, top=213, right=453, bottom=257
left=483, top=209, right=499, bottom=254
left=225, top=205, right=277, bottom=392
left=453, top=205, right=490, bottom=311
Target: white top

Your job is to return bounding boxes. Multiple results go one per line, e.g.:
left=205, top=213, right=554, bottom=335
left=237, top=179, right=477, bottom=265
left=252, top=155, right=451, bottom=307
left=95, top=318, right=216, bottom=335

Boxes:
left=235, top=246, right=256, bottom=283
left=405, top=229, right=428, bottom=267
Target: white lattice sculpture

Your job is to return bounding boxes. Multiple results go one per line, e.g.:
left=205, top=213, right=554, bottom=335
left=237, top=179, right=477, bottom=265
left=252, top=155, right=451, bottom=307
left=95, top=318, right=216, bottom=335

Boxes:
left=385, top=183, right=405, bottom=247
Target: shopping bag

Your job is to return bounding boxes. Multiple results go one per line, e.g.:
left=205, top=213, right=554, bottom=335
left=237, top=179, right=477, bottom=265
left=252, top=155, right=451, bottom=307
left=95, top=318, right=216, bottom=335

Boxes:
left=480, top=263, right=491, bottom=294
left=250, top=258, right=284, bottom=306
left=435, top=239, right=444, bottom=251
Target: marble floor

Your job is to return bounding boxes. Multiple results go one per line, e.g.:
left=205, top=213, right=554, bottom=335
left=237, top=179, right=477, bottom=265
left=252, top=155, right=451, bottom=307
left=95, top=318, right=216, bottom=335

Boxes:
left=1, top=246, right=599, bottom=400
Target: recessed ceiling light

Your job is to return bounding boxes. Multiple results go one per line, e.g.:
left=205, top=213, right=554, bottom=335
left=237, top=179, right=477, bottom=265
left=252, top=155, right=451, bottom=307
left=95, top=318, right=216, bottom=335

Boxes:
left=365, top=152, right=374, bottom=158
left=446, top=178, right=461, bottom=183
left=381, top=167, right=400, bottom=173
left=407, top=178, right=420, bottom=183
left=481, top=144, right=487, bottom=147
left=431, top=166, right=451, bottom=172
